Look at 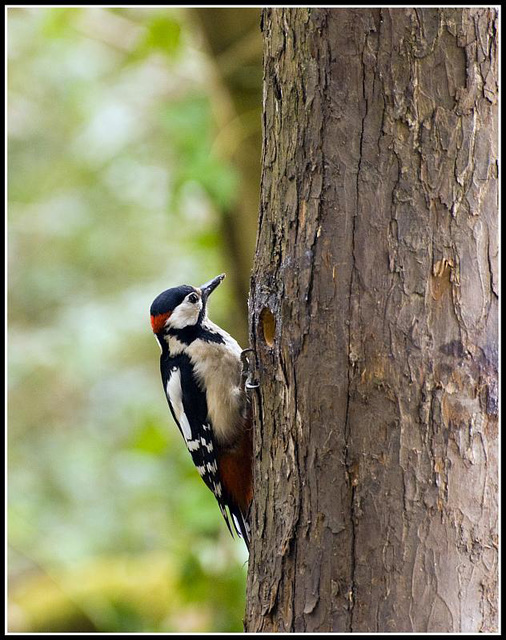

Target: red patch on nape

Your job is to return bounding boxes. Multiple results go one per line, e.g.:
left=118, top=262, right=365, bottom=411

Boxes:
left=151, top=311, right=171, bottom=334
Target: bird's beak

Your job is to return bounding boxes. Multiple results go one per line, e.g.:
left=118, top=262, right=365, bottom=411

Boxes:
left=200, top=273, right=225, bottom=300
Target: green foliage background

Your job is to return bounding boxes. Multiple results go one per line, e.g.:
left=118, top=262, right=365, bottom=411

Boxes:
left=8, top=7, right=254, bottom=633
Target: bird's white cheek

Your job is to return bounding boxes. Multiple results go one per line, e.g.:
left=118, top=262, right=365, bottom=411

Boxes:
left=167, top=301, right=201, bottom=329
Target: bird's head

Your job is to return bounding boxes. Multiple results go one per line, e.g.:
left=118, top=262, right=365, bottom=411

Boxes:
left=150, top=273, right=225, bottom=335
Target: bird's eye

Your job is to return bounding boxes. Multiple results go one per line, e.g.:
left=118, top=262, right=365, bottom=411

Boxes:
left=188, top=293, right=199, bottom=304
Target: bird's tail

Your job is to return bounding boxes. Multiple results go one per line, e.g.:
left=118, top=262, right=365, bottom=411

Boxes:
left=230, top=504, right=251, bottom=551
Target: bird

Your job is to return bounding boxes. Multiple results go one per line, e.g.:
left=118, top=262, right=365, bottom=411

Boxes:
left=150, top=273, right=253, bottom=548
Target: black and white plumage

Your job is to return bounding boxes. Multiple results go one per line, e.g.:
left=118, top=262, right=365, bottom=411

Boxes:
left=150, top=274, right=252, bottom=548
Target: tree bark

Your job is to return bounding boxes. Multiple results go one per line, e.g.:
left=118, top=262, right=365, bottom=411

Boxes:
left=245, top=8, right=498, bottom=633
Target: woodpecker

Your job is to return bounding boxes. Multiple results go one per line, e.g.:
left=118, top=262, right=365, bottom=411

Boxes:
left=150, top=273, right=252, bottom=548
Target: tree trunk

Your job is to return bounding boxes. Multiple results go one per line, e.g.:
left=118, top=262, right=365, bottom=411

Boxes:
left=245, top=8, right=498, bottom=633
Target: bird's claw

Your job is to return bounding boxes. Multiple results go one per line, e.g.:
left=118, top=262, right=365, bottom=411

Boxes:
left=241, top=348, right=260, bottom=392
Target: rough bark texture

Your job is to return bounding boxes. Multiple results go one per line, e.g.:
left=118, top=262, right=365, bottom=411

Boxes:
left=245, top=8, right=498, bottom=633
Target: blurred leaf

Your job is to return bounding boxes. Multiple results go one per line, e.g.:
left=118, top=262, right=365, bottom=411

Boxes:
left=161, top=96, right=210, bottom=149
left=8, top=554, right=178, bottom=632
left=161, top=96, right=239, bottom=210
left=140, top=15, right=182, bottom=59
left=129, top=420, right=169, bottom=455
left=200, top=159, right=239, bottom=210
left=41, top=8, right=81, bottom=39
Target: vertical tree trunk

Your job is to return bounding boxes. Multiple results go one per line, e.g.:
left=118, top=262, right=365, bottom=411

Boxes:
left=245, top=8, right=498, bottom=633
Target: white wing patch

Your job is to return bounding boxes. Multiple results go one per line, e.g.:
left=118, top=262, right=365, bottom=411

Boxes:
left=166, top=368, right=193, bottom=442
left=163, top=361, right=241, bottom=544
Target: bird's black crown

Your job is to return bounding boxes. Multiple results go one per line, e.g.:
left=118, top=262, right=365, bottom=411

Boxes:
left=150, top=285, right=195, bottom=316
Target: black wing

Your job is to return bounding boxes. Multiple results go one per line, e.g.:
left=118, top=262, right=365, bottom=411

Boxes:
left=161, top=353, right=236, bottom=539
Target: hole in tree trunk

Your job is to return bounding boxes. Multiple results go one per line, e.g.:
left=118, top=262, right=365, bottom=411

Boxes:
left=259, top=307, right=276, bottom=347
